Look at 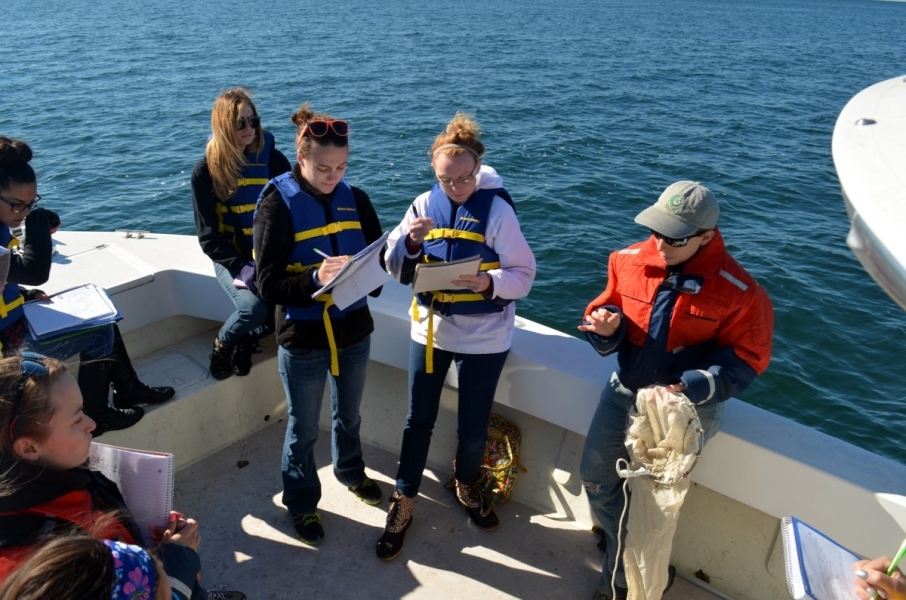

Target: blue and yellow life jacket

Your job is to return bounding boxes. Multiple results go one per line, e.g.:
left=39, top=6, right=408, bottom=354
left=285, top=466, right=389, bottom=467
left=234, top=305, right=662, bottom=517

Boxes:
left=0, top=228, right=25, bottom=336
left=215, top=131, right=274, bottom=259
left=414, top=185, right=508, bottom=372
left=267, top=172, right=367, bottom=375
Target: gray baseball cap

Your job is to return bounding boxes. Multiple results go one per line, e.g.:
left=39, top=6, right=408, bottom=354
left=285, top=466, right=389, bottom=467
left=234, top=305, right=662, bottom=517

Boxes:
left=634, top=181, right=720, bottom=238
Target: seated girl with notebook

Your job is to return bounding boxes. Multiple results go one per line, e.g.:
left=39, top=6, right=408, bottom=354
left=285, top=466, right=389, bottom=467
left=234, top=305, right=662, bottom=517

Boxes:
left=0, top=353, right=245, bottom=600
left=0, top=136, right=173, bottom=435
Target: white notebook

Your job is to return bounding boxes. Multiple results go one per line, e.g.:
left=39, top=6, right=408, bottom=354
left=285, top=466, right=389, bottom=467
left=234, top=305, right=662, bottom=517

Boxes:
left=412, top=255, right=482, bottom=294
left=89, top=442, right=174, bottom=537
left=781, top=516, right=862, bottom=599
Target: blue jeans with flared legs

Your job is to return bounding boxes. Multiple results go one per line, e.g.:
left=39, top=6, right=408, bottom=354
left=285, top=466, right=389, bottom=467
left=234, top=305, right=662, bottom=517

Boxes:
left=278, top=336, right=370, bottom=514
left=394, top=340, right=509, bottom=498
left=580, top=372, right=724, bottom=594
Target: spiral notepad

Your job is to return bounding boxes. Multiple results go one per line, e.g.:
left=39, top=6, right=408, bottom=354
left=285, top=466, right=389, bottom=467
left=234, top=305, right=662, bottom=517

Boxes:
left=781, top=516, right=861, bottom=600
left=89, top=442, right=174, bottom=536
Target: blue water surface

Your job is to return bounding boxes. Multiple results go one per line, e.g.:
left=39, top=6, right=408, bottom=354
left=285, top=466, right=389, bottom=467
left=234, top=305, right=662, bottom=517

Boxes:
left=2, top=0, right=906, bottom=462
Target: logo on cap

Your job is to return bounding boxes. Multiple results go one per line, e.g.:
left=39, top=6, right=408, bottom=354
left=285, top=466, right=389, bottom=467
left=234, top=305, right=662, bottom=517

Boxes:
left=666, top=194, right=684, bottom=212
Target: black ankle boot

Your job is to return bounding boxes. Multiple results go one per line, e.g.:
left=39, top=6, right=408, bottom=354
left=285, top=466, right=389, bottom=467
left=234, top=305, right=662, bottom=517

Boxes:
left=232, top=334, right=259, bottom=377
left=79, top=360, right=144, bottom=437
left=109, top=324, right=175, bottom=408
left=209, top=338, right=234, bottom=380
left=454, top=479, right=499, bottom=531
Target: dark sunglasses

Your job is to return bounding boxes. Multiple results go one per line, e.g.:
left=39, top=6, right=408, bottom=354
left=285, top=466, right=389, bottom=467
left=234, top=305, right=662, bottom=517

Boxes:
left=0, top=194, right=42, bottom=214
left=8, top=352, right=49, bottom=441
left=650, top=229, right=708, bottom=248
left=237, top=116, right=261, bottom=130
left=301, top=120, right=349, bottom=139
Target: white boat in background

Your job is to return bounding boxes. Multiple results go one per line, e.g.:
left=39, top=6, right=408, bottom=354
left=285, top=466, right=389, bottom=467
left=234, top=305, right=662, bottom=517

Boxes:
left=834, top=75, right=906, bottom=311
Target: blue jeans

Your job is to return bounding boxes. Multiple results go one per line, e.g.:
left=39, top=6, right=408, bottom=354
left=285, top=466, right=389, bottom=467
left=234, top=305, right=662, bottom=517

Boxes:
left=278, top=336, right=371, bottom=514
left=395, top=341, right=509, bottom=497
left=580, top=373, right=724, bottom=593
left=214, top=263, right=269, bottom=345
left=20, top=323, right=114, bottom=361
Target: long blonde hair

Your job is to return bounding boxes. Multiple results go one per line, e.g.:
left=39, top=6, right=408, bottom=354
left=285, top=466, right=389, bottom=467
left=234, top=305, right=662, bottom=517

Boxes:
left=430, top=112, right=485, bottom=162
left=205, top=87, right=264, bottom=201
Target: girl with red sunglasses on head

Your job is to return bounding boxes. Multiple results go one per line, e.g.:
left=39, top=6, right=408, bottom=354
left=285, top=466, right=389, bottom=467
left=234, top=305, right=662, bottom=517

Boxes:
left=0, top=137, right=172, bottom=436
left=377, top=113, right=536, bottom=560
left=253, top=102, right=385, bottom=546
left=192, top=88, right=292, bottom=381
left=0, top=353, right=246, bottom=599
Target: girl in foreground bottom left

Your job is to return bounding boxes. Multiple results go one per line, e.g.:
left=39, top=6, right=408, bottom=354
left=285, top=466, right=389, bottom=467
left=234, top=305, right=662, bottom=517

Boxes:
left=0, top=353, right=244, bottom=600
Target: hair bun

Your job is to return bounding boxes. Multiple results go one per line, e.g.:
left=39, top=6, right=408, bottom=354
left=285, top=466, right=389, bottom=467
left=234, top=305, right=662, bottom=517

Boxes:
left=0, top=137, right=33, bottom=166
left=290, top=102, right=316, bottom=127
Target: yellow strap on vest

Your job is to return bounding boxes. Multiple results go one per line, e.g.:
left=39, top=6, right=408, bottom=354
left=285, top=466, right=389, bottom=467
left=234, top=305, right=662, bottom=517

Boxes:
left=7, top=238, right=19, bottom=249
left=294, top=221, right=362, bottom=242
left=0, top=294, right=24, bottom=319
left=413, top=292, right=483, bottom=374
left=237, top=178, right=269, bottom=187
left=424, top=228, right=485, bottom=244
left=318, top=295, right=340, bottom=376
left=480, top=262, right=500, bottom=271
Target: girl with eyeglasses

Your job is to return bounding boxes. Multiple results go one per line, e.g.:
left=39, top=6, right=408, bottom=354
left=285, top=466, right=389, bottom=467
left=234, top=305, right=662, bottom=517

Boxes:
left=0, top=353, right=245, bottom=599
left=253, top=103, right=385, bottom=546
left=378, top=113, right=536, bottom=560
left=191, top=88, right=291, bottom=380
left=0, top=137, right=173, bottom=436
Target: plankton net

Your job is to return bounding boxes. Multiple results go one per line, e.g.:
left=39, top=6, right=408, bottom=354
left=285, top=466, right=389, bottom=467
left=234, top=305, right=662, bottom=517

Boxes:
left=613, top=386, right=704, bottom=600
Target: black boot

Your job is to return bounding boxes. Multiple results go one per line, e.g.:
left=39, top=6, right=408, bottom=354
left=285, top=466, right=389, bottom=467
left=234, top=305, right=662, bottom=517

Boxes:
left=232, top=334, right=260, bottom=377
left=454, top=479, right=500, bottom=531
left=110, top=325, right=175, bottom=409
left=209, top=337, right=234, bottom=380
left=79, top=360, right=144, bottom=437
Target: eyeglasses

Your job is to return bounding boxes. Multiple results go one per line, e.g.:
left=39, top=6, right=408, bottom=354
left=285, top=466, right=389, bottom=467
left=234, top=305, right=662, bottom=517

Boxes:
left=237, top=116, right=261, bottom=130
left=301, top=120, right=349, bottom=139
left=8, top=352, right=49, bottom=441
left=0, top=194, right=41, bottom=214
left=436, top=166, right=479, bottom=188
left=650, top=229, right=708, bottom=248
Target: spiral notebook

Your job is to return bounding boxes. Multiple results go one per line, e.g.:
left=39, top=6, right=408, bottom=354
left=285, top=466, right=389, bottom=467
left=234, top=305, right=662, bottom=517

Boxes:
left=781, top=516, right=861, bottom=599
left=89, top=442, right=174, bottom=536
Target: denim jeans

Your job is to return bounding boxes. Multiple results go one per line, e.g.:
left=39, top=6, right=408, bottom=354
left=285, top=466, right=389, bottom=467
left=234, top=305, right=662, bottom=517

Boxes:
left=278, top=336, right=370, bottom=514
left=580, top=372, right=724, bottom=593
left=213, top=263, right=269, bottom=345
left=395, top=341, right=509, bottom=497
left=20, top=323, right=114, bottom=361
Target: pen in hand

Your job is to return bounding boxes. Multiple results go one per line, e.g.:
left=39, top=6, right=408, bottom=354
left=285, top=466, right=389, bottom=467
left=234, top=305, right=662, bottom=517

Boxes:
left=313, top=248, right=331, bottom=260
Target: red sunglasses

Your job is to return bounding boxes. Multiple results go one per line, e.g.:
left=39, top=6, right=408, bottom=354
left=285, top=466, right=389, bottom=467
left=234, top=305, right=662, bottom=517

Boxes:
left=301, top=120, right=349, bottom=138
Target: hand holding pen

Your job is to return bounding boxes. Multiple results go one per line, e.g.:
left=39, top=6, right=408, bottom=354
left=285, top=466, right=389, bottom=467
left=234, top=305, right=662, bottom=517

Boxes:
left=854, top=539, right=906, bottom=600
left=313, top=248, right=349, bottom=284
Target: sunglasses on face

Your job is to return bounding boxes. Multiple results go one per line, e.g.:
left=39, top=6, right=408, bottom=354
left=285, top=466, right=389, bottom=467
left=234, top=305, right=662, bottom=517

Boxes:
left=301, top=120, right=349, bottom=139
left=650, top=229, right=707, bottom=248
left=236, top=116, right=261, bottom=130
left=8, top=352, right=49, bottom=440
left=0, top=194, right=41, bottom=214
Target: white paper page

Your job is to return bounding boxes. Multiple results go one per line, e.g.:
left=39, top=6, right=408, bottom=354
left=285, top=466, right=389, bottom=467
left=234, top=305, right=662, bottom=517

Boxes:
left=0, top=247, right=10, bottom=285
left=796, top=519, right=861, bottom=599
left=312, top=232, right=390, bottom=310
left=23, top=284, right=116, bottom=337
left=89, top=442, right=174, bottom=537
left=412, top=255, right=482, bottom=294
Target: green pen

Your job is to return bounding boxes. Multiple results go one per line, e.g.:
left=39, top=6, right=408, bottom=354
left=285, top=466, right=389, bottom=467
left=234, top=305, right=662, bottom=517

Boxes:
left=871, top=536, right=906, bottom=600
left=313, top=248, right=331, bottom=259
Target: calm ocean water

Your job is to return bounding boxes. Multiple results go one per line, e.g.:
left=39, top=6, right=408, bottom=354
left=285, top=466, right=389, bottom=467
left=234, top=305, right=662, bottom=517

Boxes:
left=2, top=0, right=906, bottom=462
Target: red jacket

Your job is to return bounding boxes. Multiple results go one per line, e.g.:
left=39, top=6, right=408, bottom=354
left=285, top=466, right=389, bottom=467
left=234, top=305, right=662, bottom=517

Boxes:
left=584, top=230, right=773, bottom=403
left=0, top=463, right=141, bottom=582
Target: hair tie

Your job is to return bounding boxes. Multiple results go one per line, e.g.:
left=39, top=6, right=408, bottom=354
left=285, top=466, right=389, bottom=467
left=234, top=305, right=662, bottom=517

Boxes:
left=432, top=143, right=480, bottom=159
left=103, top=540, right=157, bottom=600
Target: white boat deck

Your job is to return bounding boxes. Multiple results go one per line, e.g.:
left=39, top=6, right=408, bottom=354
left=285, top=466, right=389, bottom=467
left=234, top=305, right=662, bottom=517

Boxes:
left=174, top=409, right=720, bottom=600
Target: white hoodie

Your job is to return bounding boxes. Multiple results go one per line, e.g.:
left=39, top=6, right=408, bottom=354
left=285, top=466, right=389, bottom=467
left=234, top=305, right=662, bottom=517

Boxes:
left=385, top=165, right=536, bottom=354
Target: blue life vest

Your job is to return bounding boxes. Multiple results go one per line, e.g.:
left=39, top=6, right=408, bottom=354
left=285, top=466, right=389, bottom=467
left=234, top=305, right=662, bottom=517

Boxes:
left=0, top=228, right=25, bottom=334
left=418, top=185, right=505, bottom=317
left=215, top=131, right=274, bottom=259
left=260, top=173, right=368, bottom=375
